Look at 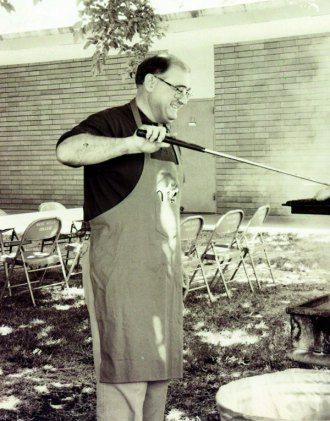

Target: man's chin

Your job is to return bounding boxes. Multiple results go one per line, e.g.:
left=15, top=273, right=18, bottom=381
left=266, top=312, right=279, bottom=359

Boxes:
left=167, top=110, right=178, bottom=122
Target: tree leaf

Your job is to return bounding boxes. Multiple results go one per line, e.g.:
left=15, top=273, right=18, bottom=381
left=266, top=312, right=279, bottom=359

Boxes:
left=78, top=0, right=166, bottom=75
left=0, top=0, right=15, bottom=13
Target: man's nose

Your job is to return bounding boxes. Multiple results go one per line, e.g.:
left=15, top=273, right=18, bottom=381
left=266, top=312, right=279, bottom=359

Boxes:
left=178, top=94, right=189, bottom=105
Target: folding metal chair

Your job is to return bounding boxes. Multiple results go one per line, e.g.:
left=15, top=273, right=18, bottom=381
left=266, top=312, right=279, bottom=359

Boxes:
left=0, top=217, right=68, bottom=307
left=0, top=226, right=20, bottom=296
left=181, top=215, right=215, bottom=303
left=236, top=205, right=276, bottom=288
left=64, top=220, right=90, bottom=283
left=201, top=209, right=253, bottom=299
left=38, top=201, right=73, bottom=251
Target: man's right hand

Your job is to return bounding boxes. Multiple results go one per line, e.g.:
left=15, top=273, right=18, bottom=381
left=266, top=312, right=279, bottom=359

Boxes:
left=128, top=125, right=170, bottom=154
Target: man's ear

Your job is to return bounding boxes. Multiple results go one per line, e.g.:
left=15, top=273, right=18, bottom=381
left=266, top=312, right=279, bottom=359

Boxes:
left=144, top=73, right=156, bottom=92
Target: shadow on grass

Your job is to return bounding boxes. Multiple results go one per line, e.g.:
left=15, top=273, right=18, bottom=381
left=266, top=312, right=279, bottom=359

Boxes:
left=1, top=231, right=329, bottom=420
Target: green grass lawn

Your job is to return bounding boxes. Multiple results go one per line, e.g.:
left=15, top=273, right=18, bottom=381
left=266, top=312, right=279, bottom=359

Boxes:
left=0, top=231, right=329, bottom=420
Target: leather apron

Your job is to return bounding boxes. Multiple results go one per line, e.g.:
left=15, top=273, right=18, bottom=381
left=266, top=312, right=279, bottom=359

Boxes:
left=88, top=100, right=184, bottom=383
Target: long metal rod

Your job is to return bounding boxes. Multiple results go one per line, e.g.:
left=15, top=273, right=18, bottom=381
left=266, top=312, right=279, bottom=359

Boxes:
left=136, top=129, right=330, bottom=187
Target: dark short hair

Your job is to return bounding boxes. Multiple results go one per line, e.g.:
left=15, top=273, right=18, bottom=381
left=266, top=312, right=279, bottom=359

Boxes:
left=135, top=54, right=190, bottom=86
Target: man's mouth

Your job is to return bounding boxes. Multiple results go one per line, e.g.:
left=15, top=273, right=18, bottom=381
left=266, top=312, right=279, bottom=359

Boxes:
left=170, top=102, right=181, bottom=110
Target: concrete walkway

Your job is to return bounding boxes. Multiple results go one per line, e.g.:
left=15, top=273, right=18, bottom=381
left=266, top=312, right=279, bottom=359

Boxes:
left=5, top=208, right=330, bottom=234
left=182, top=213, right=330, bottom=234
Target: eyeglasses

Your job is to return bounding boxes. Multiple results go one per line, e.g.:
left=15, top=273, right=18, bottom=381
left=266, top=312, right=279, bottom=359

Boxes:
left=153, top=74, right=192, bottom=99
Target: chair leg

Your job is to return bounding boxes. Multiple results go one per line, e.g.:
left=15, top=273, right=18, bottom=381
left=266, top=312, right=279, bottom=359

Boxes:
left=246, top=251, right=262, bottom=289
left=0, top=260, right=15, bottom=302
left=182, top=262, right=215, bottom=304
left=57, top=245, right=69, bottom=289
left=227, top=252, right=254, bottom=293
left=65, top=249, right=81, bottom=285
left=228, top=259, right=242, bottom=282
left=218, top=268, right=231, bottom=299
left=264, top=249, right=276, bottom=284
left=198, top=262, right=216, bottom=303
left=38, top=267, right=48, bottom=284
left=214, top=258, right=231, bottom=299
left=259, top=233, right=276, bottom=285
left=4, top=262, right=12, bottom=296
left=182, top=271, right=190, bottom=301
left=240, top=256, right=255, bottom=293
left=189, top=267, right=198, bottom=284
left=23, top=265, right=36, bottom=307
left=0, top=270, right=9, bottom=302
left=182, top=267, right=203, bottom=301
left=209, top=268, right=219, bottom=289
left=65, top=245, right=71, bottom=267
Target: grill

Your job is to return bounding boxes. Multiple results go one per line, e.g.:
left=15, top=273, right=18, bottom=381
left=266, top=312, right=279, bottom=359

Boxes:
left=283, top=196, right=330, bottom=367
left=286, top=295, right=330, bottom=367
left=282, top=198, right=330, bottom=215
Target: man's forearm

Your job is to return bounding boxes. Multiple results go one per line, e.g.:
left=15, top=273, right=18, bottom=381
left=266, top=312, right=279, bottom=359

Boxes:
left=56, top=125, right=168, bottom=166
left=56, top=133, right=131, bottom=166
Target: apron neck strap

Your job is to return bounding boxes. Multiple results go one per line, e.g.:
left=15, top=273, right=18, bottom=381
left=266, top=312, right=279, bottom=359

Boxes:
left=130, top=98, right=180, bottom=164
left=130, top=98, right=143, bottom=128
left=130, top=98, right=171, bottom=134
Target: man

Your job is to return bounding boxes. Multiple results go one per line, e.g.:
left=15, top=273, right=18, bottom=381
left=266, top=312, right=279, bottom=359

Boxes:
left=56, top=54, right=191, bottom=421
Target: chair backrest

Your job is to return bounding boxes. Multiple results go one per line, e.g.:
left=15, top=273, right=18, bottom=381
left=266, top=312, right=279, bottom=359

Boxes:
left=38, top=202, right=66, bottom=212
left=0, top=227, right=17, bottom=253
left=243, top=205, right=270, bottom=244
left=22, top=217, right=62, bottom=242
left=180, top=216, right=204, bottom=256
left=207, top=209, right=244, bottom=249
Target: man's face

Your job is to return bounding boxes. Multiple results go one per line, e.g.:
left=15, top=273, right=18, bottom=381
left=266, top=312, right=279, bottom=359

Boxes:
left=148, top=65, right=191, bottom=124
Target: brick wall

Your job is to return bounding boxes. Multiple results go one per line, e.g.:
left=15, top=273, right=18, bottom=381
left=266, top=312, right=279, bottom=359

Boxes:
left=1, top=34, right=330, bottom=216
left=214, top=33, right=330, bottom=216
left=0, top=56, right=135, bottom=212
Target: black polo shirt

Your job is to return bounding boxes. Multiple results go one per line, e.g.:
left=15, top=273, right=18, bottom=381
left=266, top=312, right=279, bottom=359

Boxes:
left=57, top=102, right=178, bottom=221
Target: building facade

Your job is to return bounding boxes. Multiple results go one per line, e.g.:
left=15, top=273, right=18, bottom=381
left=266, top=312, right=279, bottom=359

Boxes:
left=1, top=0, right=330, bottom=215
